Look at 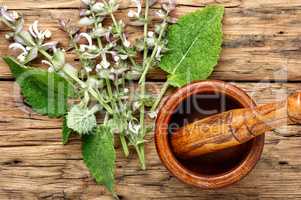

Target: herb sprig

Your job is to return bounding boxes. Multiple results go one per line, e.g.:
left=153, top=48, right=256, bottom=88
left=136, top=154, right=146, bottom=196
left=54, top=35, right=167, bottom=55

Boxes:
left=0, top=1, right=224, bottom=196
left=0, top=0, right=175, bottom=194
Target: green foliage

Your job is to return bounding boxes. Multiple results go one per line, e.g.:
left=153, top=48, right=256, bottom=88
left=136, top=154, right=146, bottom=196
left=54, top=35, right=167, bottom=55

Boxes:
left=3, top=56, right=73, bottom=118
left=159, top=5, right=224, bottom=87
left=82, top=125, right=116, bottom=193
left=62, top=116, right=72, bottom=145
left=66, top=105, right=97, bottom=135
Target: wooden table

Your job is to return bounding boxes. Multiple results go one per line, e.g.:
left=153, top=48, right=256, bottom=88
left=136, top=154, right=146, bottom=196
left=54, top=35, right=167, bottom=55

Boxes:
left=1, top=0, right=301, bottom=199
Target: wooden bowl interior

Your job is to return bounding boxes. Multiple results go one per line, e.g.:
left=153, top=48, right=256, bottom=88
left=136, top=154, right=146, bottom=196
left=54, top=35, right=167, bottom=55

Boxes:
left=168, top=91, right=253, bottom=176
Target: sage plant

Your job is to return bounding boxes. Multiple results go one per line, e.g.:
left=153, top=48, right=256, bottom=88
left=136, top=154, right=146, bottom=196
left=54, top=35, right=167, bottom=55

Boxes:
left=0, top=0, right=175, bottom=173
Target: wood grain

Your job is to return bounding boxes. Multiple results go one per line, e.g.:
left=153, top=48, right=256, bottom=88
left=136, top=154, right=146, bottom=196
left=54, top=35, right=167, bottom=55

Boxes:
left=1, top=81, right=301, bottom=199
left=0, top=0, right=301, bottom=199
left=171, top=93, right=301, bottom=158
left=0, top=6, right=301, bottom=80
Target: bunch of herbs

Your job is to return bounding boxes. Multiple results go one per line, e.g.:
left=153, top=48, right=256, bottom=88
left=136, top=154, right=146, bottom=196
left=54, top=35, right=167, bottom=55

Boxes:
left=0, top=1, right=224, bottom=196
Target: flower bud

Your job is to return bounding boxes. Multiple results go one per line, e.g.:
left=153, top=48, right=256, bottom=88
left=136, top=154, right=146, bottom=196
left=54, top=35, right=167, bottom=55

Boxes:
left=79, top=17, right=95, bottom=26
left=92, top=2, right=105, bottom=12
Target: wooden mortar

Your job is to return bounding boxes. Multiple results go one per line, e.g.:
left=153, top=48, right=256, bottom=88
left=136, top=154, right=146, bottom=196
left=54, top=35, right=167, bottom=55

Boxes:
left=155, top=80, right=265, bottom=189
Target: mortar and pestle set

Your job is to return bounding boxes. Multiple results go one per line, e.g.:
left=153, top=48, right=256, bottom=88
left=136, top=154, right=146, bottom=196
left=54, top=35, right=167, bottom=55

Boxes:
left=155, top=80, right=301, bottom=189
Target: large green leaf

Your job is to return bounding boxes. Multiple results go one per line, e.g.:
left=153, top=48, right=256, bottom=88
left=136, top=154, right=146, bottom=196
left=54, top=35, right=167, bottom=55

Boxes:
left=159, top=5, right=224, bottom=87
left=82, top=126, right=116, bottom=193
left=3, top=56, right=73, bottom=118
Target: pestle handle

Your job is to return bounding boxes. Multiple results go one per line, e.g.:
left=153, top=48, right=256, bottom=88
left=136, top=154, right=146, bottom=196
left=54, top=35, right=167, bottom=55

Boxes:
left=171, top=92, right=301, bottom=159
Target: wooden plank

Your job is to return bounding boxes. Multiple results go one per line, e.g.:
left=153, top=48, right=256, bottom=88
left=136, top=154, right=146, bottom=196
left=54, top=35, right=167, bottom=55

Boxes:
left=1, top=0, right=301, bottom=10
left=0, top=6, right=301, bottom=81
left=1, top=81, right=301, bottom=199
left=0, top=0, right=242, bottom=10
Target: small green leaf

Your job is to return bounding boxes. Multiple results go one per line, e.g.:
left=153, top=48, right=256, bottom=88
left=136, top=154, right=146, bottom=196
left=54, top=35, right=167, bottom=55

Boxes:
left=159, top=5, right=224, bottom=87
left=66, top=105, right=97, bottom=135
left=3, top=56, right=74, bottom=118
left=62, top=116, right=72, bottom=145
left=82, top=126, right=116, bottom=193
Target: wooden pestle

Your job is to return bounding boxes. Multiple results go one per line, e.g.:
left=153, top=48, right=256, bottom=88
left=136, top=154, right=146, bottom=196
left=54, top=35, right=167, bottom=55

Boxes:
left=171, top=92, right=301, bottom=159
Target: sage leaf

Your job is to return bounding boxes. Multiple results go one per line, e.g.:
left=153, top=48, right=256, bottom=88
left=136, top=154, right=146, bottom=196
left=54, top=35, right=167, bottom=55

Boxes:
left=82, top=125, right=116, bottom=193
left=159, top=5, right=224, bottom=87
left=3, top=56, right=73, bottom=118
left=62, top=116, right=72, bottom=145
left=66, top=105, right=97, bottom=135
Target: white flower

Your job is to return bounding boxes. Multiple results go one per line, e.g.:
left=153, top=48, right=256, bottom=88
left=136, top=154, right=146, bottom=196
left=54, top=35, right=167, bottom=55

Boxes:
left=48, top=67, right=55, bottom=72
left=148, top=31, right=154, bottom=38
left=44, top=29, right=52, bottom=38
left=101, top=59, right=110, bottom=69
left=42, top=60, right=53, bottom=66
left=123, top=34, right=131, bottom=47
left=128, top=120, right=141, bottom=135
left=148, top=111, right=158, bottom=119
left=17, top=54, right=26, bottom=63
left=133, top=0, right=142, bottom=16
left=120, top=54, right=128, bottom=60
left=81, top=0, right=92, bottom=5
left=156, top=46, right=162, bottom=60
left=85, top=67, right=92, bottom=73
left=146, top=37, right=155, bottom=47
left=156, top=10, right=165, bottom=18
left=11, top=11, right=19, bottom=20
left=92, top=2, right=105, bottom=12
left=124, top=88, right=129, bottom=93
left=9, top=43, right=29, bottom=62
left=79, top=32, right=93, bottom=47
left=29, top=20, right=52, bottom=40
left=42, top=60, right=55, bottom=72
left=96, top=64, right=102, bottom=71
left=127, top=0, right=142, bottom=18
left=9, top=43, right=27, bottom=53
left=113, top=55, right=120, bottom=62
left=127, top=10, right=136, bottom=18
left=5, top=33, right=11, bottom=40
left=133, top=101, right=140, bottom=110
left=41, top=41, right=58, bottom=50
left=79, top=17, right=95, bottom=26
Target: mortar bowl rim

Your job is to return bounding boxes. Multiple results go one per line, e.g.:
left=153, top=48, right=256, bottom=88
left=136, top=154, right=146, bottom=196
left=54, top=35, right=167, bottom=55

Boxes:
left=154, top=80, right=265, bottom=189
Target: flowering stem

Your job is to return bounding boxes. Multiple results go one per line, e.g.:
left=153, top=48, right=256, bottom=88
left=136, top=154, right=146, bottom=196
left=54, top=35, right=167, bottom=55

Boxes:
left=38, top=49, right=114, bottom=114
left=69, top=34, right=85, bottom=67
left=107, top=7, right=138, bottom=68
left=151, top=81, right=169, bottom=112
left=91, top=12, right=108, bottom=63
left=105, top=75, right=129, bottom=157
left=139, top=21, right=168, bottom=84
left=136, top=0, right=151, bottom=170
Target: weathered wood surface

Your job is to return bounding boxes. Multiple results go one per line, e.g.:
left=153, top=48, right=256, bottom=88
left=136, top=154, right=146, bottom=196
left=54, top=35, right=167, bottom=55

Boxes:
left=1, top=0, right=301, bottom=199
left=1, top=81, right=301, bottom=199
left=0, top=4, right=301, bottom=80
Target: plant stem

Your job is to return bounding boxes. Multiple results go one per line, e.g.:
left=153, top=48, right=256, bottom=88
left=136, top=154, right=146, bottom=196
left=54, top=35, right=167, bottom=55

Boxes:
left=143, top=0, right=149, bottom=64
left=151, top=81, right=169, bottom=112
left=138, top=21, right=167, bottom=84
left=38, top=49, right=114, bottom=114
left=105, top=77, right=130, bottom=157
left=135, top=144, right=146, bottom=170
left=107, top=6, right=138, bottom=68
left=120, top=133, right=129, bottom=157
left=136, top=0, right=150, bottom=170
left=38, top=48, right=52, bottom=61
